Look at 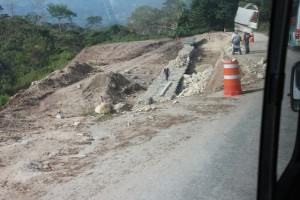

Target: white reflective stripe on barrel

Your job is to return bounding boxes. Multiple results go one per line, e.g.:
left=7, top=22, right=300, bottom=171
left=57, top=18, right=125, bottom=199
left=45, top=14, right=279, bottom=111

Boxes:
left=224, top=64, right=239, bottom=68
left=224, top=75, right=240, bottom=79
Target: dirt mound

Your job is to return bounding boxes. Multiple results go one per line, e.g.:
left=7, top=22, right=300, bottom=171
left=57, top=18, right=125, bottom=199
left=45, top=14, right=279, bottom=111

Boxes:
left=69, top=39, right=173, bottom=66
left=2, top=62, right=95, bottom=111
left=37, top=72, right=146, bottom=116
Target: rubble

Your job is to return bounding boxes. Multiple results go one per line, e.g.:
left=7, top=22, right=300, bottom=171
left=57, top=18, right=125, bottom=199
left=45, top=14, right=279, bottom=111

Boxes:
left=240, top=57, right=267, bottom=86
left=26, top=160, right=51, bottom=171
left=113, top=102, right=131, bottom=113
left=178, top=67, right=213, bottom=98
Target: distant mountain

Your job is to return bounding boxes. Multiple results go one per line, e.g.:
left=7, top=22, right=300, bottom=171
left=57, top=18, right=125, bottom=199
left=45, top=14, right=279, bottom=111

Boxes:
left=1, top=0, right=164, bottom=26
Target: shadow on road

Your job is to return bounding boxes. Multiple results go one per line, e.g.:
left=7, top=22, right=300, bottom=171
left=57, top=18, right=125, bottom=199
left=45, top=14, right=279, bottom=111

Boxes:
left=249, top=50, right=268, bottom=54
left=243, top=88, right=264, bottom=94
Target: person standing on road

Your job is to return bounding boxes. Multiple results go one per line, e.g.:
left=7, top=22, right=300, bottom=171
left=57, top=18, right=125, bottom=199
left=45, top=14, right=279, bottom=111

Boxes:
left=231, top=30, right=242, bottom=55
left=243, top=32, right=251, bottom=54
left=163, top=67, right=170, bottom=81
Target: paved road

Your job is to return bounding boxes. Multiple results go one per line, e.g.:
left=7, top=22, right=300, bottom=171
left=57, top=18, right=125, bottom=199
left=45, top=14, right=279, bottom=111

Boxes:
left=38, top=90, right=265, bottom=200
left=91, top=90, right=263, bottom=200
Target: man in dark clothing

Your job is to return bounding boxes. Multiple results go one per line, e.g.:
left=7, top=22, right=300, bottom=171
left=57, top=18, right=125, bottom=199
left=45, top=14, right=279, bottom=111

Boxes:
left=243, top=32, right=251, bottom=54
left=163, top=67, right=170, bottom=81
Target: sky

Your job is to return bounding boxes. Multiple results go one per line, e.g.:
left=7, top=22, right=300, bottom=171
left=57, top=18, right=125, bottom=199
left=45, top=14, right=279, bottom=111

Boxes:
left=0, top=0, right=164, bottom=26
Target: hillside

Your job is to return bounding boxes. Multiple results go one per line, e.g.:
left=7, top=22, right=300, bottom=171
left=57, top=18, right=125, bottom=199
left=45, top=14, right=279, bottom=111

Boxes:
left=0, top=32, right=267, bottom=199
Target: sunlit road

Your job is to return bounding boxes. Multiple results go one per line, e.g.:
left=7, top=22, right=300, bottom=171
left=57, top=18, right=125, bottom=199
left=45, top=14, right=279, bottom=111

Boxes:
left=90, top=90, right=263, bottom=200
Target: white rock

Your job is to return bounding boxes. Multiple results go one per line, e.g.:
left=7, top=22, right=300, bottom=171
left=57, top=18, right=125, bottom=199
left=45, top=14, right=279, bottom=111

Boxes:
left=55, top=111, right=64, bottom=119
left=258, top=57, right=267, bottom=65
left=113, top=102, right=128, bottom=113
left=73, top=121, right=81, bottom=126
left=95, top=102, right=112, bottom=114
left=257, top=73, right=265, bottom=79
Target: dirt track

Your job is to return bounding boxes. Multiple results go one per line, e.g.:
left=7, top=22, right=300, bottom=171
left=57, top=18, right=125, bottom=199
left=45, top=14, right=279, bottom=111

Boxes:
left=0, top=32, right=267, bottom=200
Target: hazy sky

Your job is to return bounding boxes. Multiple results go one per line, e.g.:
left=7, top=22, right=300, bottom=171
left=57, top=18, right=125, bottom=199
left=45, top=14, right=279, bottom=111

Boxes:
left=0, top=0, right=164, bottom=26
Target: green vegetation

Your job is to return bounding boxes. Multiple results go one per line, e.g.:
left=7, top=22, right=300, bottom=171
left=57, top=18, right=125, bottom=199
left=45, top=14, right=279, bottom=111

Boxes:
left=0, top=4, right=150, bottom=107
left=128, top=0, right=272, bottom=37
left=10, top=136, right=22, bottom=142
left=86, top=16, right=103, bottom=29
left=0, top=1, right=272, bottom=107
left=80, top=108, right=97, bottom=117
left=96, top=114, right=114, bottom=122
left=80, top=109, right=115, bottom=121
left=47, top=3, right=77, bottom=33
left=0, top=94, right=10, bottom=107
left=128, top=0, right=240, bottom=37
left=0, top=15, right=83, bottom=96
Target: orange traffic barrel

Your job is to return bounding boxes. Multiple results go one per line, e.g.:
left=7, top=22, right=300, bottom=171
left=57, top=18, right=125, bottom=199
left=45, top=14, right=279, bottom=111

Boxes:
left=249, top=34, right=254, bottom=43
left=223, top=60, right=242, bottom=96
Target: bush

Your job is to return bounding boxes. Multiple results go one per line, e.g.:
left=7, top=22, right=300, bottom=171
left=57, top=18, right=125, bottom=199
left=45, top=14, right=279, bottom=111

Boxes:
left=0, top=94, right=10, bottom=107
left=47, top=51, right=74, bottom=71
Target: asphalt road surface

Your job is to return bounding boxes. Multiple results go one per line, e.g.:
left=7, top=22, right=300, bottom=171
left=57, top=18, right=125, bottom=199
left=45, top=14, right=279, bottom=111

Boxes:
left=92, top=88, right=263, bottom=200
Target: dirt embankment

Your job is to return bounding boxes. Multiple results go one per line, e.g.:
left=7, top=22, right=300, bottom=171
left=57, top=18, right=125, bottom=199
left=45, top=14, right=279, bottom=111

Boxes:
left=0, top=32, right=267, bottom=200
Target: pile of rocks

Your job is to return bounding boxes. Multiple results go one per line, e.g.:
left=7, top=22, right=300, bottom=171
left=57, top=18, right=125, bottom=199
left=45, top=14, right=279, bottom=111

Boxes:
left=240, top=57, right=267, bottom=87
left=132, top=36, right=206, bottom=111
left=178, top=65, right=213, bottom=98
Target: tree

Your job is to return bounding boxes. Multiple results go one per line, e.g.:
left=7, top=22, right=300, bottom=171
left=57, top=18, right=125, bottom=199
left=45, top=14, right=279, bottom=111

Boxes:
left=86, top=16, right=102, bottom=29
left=128, top=6, right=162, bottom=35
left=47, top=3, right=77, bottom=32
left=25, top=12, right=40, bottom=24
left=189, top=0, right=239, bottom=31
left=189, top=0, right=215, bottom=30
left=30, top=0, right=46, bottom=25
left=160, top=0, right=187, bottom=36
left=128, top=0, right=190, bottom=36
left=214, top=0, right=239, bottom=30
left=0, top=5, right=3, bottom=14
left=5, top=0, right=16, bottom=17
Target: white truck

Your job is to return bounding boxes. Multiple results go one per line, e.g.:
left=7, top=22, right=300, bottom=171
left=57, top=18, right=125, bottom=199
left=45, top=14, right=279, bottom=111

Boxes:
left=234, top=3, right=259, bottom=34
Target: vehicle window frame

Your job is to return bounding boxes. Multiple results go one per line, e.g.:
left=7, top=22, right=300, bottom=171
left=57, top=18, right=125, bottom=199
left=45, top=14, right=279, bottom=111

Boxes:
left=257, top=0, right=294, bottom=200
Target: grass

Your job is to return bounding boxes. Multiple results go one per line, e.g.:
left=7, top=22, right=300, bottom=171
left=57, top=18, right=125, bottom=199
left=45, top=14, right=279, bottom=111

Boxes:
left=12, top=112, right=26, bottom=119
left=0, top=94, right=10, bottom=107
left=80, top=109, right=97, bottom=117
left=10, top=136, right=22, bottom=142
left=96, top=113, right=114, bottom=122
left=88, top=60, right=108, bottom=67
left=80, top=109, right=116, bottom=122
